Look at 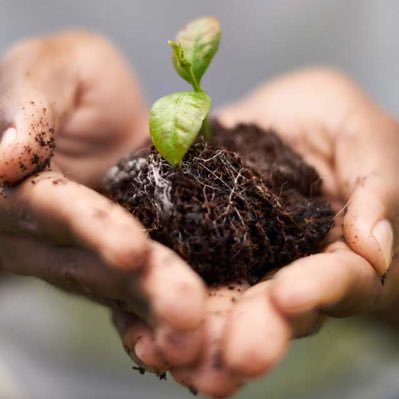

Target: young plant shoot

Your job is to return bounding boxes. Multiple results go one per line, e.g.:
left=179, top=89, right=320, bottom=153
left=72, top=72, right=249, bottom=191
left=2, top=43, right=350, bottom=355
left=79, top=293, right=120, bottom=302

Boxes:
left=149, top=17, right=221, bottom=166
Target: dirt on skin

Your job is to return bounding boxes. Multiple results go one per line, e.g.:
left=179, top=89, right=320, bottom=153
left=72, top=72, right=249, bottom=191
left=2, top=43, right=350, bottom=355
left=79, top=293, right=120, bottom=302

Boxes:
left=1, top=102, right=55, bottom=187
left=105, top=121, right=334, bottom=285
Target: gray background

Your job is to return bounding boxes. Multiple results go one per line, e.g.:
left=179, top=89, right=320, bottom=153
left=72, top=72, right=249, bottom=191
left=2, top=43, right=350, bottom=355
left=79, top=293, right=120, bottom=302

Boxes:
left=2, top=1, right=399, bottom=399
left=2, top=1, right=399, bottom=115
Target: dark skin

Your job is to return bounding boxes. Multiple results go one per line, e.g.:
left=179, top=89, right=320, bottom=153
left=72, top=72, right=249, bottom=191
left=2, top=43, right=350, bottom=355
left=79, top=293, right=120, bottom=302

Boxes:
left=1, top=32, right=399, bottom=397
left=0, top=31, right=207, bottom=368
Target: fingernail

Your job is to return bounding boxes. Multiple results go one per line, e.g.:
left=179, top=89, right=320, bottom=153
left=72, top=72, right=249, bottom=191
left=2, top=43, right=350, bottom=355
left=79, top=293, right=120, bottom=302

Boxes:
left=129, top=341, right=154, bottom=373
left=372, top=219, right=394, bottom=275
left=188, top=386, right=198, bottom=396
left=123, top=343, right=141, bottom=364
left=134, top=338, right=147, bottom=364
left=134, top=339, right=168, bottom=374
left=1, top=127, right=17, bottom=147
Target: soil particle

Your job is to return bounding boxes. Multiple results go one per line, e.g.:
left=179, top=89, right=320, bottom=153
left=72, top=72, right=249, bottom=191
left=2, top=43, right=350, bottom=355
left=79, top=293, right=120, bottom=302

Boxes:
left=157, top=372, right=167, bottom=380
left=132, top=366, right=146, bottom=375
left=21, top=130, right=55, bottom=184
left=188, top=386, right=198, bottom=396
left=31, top=153, right=41, bottom=165
left=51, top=177, right=68, bottom=185
left=105, top=121, right=334, bottom=285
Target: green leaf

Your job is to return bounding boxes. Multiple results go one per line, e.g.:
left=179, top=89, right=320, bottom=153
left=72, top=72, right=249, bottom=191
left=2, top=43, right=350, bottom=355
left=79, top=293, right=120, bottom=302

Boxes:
left=168, top=41, right=194, bottom=89
left=169, top=16, right=221, bottom=89
left=150, top=91, right=211, bottom=166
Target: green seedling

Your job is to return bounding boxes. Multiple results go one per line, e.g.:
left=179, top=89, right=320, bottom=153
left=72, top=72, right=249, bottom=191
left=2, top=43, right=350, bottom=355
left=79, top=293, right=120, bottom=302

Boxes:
left=149, top=17, right=221, bottom=166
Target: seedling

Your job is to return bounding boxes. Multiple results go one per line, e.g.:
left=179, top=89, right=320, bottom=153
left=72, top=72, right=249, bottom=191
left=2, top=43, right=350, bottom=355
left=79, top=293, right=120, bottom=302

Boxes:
left=149, top=17, right=221, bottom=166
left=106, top=16, right=334, bottom=287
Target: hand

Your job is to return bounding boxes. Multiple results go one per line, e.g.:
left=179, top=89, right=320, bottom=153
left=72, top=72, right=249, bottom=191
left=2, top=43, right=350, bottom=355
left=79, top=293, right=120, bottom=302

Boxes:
left=0, top=31, right=207, bottom=367
left=117, top=68, right=399, bottom=397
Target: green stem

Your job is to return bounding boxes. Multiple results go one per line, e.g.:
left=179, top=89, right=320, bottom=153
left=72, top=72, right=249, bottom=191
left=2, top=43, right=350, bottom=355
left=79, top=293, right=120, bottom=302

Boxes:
left=190, top=70, right=201, bottom=92
left=202, top=115, right=211, bottom=142
left=189, top=73, right=212, bottom=142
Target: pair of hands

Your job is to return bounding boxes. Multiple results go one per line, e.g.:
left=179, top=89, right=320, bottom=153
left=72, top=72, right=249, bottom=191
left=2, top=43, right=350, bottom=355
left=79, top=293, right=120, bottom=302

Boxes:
left=1, top=31, right=398, bottom=397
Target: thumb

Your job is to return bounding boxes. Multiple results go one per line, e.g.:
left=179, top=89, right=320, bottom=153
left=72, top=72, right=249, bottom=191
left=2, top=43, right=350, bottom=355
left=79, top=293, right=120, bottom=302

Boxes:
left=337, top=108, right=399, bottom=277
left=0, top=89, right=56, bottom=185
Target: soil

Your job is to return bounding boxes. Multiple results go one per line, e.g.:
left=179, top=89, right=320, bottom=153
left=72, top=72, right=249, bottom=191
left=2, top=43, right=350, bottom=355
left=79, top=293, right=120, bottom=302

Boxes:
left=105, top=120, right=334, bottom=286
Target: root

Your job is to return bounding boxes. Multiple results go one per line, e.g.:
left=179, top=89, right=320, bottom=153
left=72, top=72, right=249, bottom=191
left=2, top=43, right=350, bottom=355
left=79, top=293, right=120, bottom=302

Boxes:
left=105, top=122, right=334, bottom=285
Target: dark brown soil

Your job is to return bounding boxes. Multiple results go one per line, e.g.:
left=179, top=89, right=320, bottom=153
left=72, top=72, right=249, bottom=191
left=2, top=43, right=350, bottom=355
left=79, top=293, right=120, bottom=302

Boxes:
left=105, top=121, right=334, bottom=285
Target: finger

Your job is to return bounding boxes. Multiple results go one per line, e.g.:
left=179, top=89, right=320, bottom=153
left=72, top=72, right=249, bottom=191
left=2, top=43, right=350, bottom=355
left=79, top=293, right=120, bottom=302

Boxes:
left=112, top=310, right=168, bottom=374
left=218, top=68, right=399, bottom=276
left=171, top=285, right=244, bottom=398
left=1, top=172, right=149, bottom=270
left=216, top=68, right=343, bottom=161
left=226, top=276, right=327, bottom=344
left=0, top=31, right=147, bottom=188
left=336, top=113, right=399, bottom=276
left=269, top=241, right=399, bottom=318
left=0, top=231, right=206, bottom=342
left=1, top=173, right=206, bottom=335
left=51, top=31, right=149, bottom=187
left=154, top=325, right=203, bottom=367
left=223, top=281, right=291, bottom=379
left=287, top=311, right=327, bottom=339
left=0, top=35, right=78, bottom=184
left=112, top=246, right=207, bottom=370
left=142, top=243, right=206, bottom=366
left=0, top=233, right=146, bottom=309
left=0, top=92, right=56, bottom=184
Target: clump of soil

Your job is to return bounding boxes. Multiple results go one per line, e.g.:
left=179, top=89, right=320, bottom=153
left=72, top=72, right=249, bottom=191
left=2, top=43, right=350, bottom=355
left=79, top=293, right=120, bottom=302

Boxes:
left=105, top=121, right=334, bottom=285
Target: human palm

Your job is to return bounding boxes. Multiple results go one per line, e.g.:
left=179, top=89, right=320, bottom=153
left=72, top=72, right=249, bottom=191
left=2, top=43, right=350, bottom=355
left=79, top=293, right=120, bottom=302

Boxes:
left=1, top=32, right=399, bottom=399
left=0, top=31, right=207, bottom=369
left=117, top=68, right=399, bottom=397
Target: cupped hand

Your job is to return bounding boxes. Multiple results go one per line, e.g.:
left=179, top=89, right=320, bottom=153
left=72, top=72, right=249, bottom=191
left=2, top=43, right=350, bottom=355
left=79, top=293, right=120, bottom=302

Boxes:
left=0, top=31, right=207, bottom=368
left=118, top=68, right=399, bottom=397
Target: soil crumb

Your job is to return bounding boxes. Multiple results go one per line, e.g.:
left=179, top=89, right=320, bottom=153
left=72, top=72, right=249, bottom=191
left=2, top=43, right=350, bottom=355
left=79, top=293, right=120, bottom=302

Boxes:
left=105, top=121, right=334, bottom=285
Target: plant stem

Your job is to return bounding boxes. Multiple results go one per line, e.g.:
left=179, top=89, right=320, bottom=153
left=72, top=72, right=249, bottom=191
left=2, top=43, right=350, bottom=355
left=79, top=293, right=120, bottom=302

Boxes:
left=189, top=75, right=212, bottom=142
left=202, top=115, right=211, bottom=142
left=190, top=71, right=201, bottom=93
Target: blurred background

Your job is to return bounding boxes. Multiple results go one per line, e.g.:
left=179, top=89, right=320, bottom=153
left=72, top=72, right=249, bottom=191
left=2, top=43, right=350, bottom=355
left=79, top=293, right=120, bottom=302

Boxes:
left=1, top=1, right=399, bottom=398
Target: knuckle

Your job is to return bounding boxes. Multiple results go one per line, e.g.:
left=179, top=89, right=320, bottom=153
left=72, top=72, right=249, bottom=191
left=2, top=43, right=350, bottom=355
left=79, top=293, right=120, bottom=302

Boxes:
left=58, top=253, right=90, bottom=295
left=103, top=239, right=150, bottom=272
